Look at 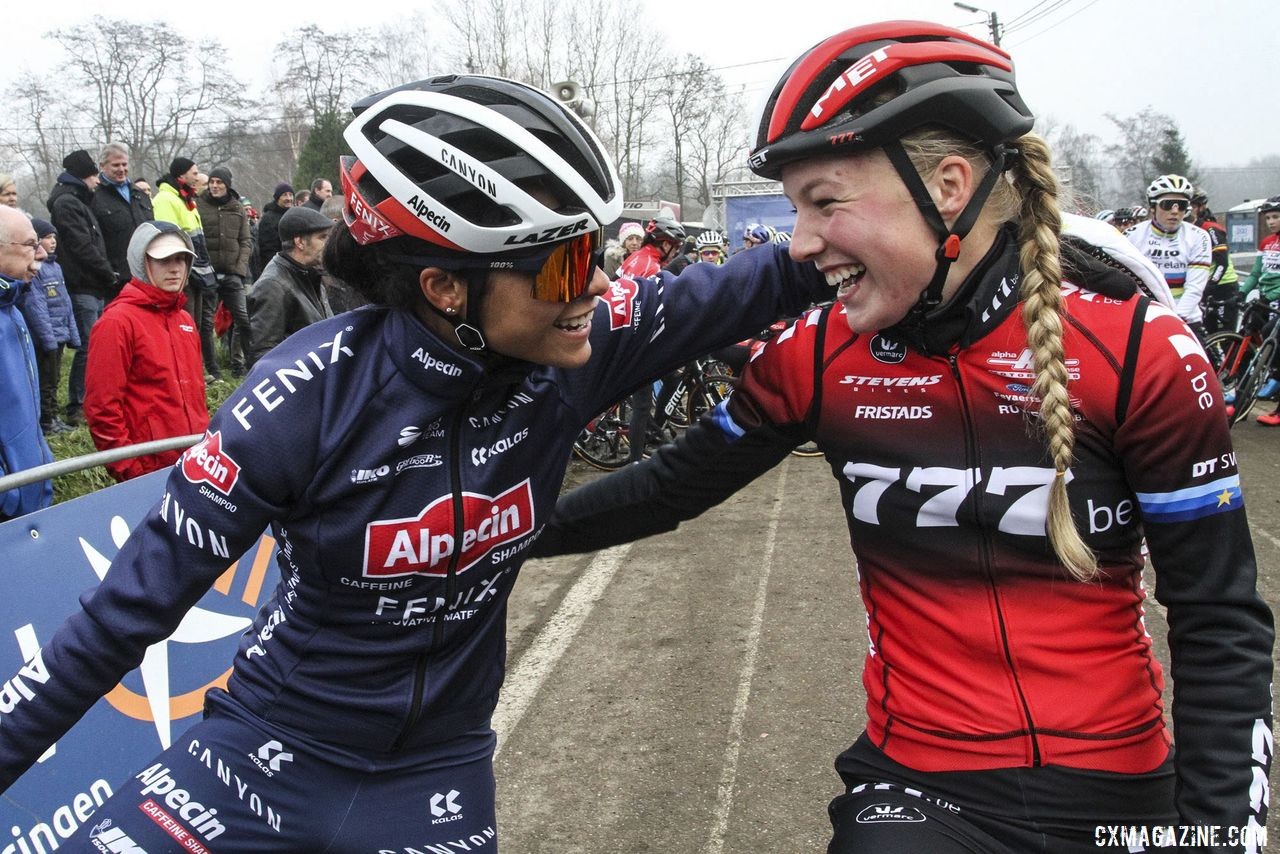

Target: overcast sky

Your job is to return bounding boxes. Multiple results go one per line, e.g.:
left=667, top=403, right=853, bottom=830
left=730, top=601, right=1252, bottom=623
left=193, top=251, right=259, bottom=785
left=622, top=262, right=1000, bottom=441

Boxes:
left=2, top=0, right=1273, bottom=169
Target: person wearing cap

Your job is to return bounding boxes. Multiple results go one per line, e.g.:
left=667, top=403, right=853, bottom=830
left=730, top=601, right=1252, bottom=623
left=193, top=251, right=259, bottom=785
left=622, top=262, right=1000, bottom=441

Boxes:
left=0, top=205, right=54, bottom=519
left=48, top=147, right=117, bottom=427
left=90, top=142, right=154, bottom=294
left=247, top=205, right=334, bottom=361
left=15, top=219, right=80, bottom=434
left=256, top=181, right=294, bottom=268
left=602, top=220, right=644, bottom=278
left=83, top=221, right=209, bottom=481
left=195, top=166, right=254, bottom=377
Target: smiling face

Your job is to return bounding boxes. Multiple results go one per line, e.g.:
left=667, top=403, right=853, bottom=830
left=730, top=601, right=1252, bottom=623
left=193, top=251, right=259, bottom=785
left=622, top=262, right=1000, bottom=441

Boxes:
left=475, top=266, right=608, bottom=368
left=783, top=150, right=944, bottom=334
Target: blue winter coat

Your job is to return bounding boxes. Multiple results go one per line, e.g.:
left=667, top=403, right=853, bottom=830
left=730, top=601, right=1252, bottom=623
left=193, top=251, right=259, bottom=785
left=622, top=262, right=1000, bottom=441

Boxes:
left=0, top=275, right=54, bottom=518
left=16, top=255, right=80, bottom=352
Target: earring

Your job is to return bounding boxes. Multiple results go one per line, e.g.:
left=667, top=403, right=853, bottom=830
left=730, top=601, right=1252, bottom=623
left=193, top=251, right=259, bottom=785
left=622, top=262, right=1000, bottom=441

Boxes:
left=445, top=307, right=456, bottom=314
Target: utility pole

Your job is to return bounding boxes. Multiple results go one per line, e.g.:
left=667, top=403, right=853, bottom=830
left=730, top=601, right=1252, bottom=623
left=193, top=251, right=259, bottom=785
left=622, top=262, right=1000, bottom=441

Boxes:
left=954, top=2, right=1002, bottom=46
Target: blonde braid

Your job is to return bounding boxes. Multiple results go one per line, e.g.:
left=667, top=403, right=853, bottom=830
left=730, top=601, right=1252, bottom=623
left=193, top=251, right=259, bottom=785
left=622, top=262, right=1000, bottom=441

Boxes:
left=1012, top=133, right=1097, bottom=580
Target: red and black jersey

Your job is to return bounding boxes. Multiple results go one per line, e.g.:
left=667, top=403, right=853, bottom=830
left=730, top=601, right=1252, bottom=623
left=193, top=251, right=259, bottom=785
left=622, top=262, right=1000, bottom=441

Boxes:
left=539, top=231, right=1273, bottom=837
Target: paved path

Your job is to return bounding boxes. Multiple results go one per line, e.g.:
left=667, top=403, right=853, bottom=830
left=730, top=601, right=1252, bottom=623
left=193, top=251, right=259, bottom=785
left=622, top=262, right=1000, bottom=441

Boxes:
left=494, top=419, right=1280, bottom=853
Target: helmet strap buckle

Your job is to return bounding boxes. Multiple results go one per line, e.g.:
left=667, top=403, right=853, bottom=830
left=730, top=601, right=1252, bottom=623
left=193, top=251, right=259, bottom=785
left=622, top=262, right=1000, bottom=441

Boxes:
left=454, top=322, right=487, bottom=351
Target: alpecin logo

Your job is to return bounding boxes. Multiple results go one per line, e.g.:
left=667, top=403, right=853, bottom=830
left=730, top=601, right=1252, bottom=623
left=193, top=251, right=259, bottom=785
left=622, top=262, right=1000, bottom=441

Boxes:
left=181, top=431, right=241, bottom=496
left=606, top=278, right=640, bottom=331
left=363, top=480, right=535, bottom=578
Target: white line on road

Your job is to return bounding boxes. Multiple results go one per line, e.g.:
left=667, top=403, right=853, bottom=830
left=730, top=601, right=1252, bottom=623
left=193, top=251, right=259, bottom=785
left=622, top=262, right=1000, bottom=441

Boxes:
left=704, top=456, right=791, bottom=854
left=493, top=542, right=635, bottom=758
left=1252, top=525, right=1280, bottom=553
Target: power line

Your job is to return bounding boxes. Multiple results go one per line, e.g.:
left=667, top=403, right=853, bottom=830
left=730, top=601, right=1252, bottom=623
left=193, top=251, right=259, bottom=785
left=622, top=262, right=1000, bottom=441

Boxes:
left=1003, top=0, right=1057, bottom=28
left=1007, top=0, right=1102, bottom=46
left=1003, top=0, right=1075, bottom=34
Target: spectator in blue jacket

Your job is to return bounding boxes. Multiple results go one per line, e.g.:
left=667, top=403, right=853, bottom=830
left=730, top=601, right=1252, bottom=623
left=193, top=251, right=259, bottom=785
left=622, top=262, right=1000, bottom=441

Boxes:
left=0, top=205, right=54, bottom=520
left=16, top=219, right=80, bottom=434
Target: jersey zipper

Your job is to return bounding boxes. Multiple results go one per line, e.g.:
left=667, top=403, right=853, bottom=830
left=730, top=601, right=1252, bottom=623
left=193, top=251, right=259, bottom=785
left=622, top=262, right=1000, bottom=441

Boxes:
left=393, top=402, right=470, bottom=750
left=947, top=352, right=1043, bottom=766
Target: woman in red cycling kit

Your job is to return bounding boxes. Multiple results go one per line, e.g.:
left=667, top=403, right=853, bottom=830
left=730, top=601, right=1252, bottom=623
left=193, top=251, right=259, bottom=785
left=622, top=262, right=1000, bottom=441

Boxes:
left=535, top=22, right=1273, bottom=854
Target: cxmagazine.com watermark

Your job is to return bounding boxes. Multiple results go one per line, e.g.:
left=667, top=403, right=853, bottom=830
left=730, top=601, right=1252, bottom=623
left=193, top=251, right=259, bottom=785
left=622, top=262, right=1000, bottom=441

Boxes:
left=1096, top=824, right=1266, bottom=850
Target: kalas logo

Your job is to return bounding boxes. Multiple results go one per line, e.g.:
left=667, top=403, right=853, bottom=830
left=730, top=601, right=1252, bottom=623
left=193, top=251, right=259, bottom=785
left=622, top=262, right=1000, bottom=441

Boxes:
left=181, top=432, right=240, bottom=496
left=606, top=278, right=639, bottom=331
left=363, top=480, right=535, bottom=577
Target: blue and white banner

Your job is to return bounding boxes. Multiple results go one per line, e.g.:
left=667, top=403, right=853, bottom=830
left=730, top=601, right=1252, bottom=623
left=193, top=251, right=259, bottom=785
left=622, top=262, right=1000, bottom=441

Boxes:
left=0, top=470, right=278, bottom=850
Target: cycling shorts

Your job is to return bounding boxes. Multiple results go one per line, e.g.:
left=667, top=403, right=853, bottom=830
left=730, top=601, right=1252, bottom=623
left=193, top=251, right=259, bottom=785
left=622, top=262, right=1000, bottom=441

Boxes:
left=65, top=693, right=498, bottom=853
left=827, top=734, right=1177, bottom=854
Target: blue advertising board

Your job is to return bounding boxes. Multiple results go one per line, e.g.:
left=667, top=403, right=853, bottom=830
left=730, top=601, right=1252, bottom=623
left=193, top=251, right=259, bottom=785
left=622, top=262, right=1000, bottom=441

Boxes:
left=0, top=470, right=278, bottom=850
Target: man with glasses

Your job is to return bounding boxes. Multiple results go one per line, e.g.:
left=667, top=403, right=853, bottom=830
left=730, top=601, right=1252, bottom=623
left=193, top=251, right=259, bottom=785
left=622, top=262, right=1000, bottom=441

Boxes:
left=0, top=205, right=55, bottom=519
left=1125, top=173, right=1212, bottom=341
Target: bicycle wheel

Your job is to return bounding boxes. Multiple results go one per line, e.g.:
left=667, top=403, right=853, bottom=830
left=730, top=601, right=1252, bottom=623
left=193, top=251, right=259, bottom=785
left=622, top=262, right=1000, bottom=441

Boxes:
left=573, top=399, right=633, bottom=470
left=685, top=371, right=737, bottom=426
left=1231, top=338, right=1273, bottom=426
left=1203, top=331, right=1251, bottom=387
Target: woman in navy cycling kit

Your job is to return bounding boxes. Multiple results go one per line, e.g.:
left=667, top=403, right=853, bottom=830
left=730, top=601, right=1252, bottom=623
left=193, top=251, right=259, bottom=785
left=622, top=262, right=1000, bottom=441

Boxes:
left=0, top=76, right=828, bottom=851
left=535, top=23, right=1273, bottom=853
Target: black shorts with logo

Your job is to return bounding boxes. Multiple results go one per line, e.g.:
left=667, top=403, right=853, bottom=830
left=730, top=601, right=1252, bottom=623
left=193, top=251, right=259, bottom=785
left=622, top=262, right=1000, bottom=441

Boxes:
left=60, top=692, right=498, bottom=853
left=828, top=734, right=1177, bottom=854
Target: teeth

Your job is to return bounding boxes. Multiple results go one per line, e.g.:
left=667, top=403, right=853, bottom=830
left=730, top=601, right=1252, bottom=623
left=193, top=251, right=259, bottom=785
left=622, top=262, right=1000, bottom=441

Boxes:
left=825, top=263, right=865, bottom=290
left=556, top=310, right=593, bottom=332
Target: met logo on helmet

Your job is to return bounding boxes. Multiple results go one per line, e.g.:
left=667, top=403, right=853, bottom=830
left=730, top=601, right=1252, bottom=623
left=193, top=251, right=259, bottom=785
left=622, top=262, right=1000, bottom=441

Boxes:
left=503, top=219, right=589, bottom=246
left=807, top=47, right=890, bottom=127
left=181, top=432, right=241, bottom=496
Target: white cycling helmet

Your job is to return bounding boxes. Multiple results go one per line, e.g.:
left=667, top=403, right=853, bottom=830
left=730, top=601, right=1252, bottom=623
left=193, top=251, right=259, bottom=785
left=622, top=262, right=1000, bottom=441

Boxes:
left=771, top=230, right=792, bottom=244
left=1094, top=209, right=1114, bottom=222
left=340, top=74, right=622, bottom=254
left=1146, top=174, right=1194, bottom=205
left=695, top=230, right=724, bottom=249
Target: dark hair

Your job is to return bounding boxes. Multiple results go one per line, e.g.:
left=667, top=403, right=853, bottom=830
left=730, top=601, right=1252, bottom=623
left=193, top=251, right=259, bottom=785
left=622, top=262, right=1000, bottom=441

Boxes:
left=311, top=178, right=330, bottom=193
left=323, top=225, right=426, bottom=311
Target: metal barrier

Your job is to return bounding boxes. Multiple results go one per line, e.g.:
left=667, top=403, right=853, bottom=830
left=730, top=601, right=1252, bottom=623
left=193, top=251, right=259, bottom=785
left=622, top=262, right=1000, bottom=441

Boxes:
left=0, top=434, right=201, bottom=494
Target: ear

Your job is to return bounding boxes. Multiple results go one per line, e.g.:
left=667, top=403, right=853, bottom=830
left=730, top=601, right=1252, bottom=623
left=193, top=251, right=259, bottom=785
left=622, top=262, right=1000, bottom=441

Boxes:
left=930, top=155, right=976, bottom=222
left=418, top=268, right=466, bottom=315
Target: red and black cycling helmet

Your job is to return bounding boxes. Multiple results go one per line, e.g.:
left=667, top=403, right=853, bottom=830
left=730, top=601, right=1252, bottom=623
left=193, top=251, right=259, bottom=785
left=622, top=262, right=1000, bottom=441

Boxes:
left=748, top=20, right=1033, bottom=180
left=644, top=211, right=686, bottom=244
left=748, top=21, right=1035, bottom=324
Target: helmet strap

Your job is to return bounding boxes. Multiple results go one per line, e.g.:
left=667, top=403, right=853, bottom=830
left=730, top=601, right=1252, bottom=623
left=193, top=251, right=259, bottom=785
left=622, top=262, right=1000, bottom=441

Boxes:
left=424, top=269, right=488, bottom=352
left=884, top=141, right=1010, bottom=324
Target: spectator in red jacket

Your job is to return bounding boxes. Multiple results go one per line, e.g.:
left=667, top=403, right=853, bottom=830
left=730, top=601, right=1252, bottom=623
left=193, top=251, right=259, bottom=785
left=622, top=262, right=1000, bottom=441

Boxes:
left=84, top=221, right=209, bottom=481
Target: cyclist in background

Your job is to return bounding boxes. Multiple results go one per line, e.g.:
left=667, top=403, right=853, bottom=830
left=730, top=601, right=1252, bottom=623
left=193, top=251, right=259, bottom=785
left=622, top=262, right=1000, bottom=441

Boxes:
left=1235, top=195, right=1280, bottom=424
left=696, top=230, right=726, bottom=265
left=618, top=212, right=685, bottom=279
left=0, top=74, right=831, bottom=850
left=1124, top=174, right=1213, bottom=340
left=1111, top=206, right=1143, bottom=231
left=1191, top=190, right=1241, bottom=334
left=535, top=21, right=1271, bottom=853
left=741, top=222, right=776, bottom=251
left=620, top=211, right=688, bottom=464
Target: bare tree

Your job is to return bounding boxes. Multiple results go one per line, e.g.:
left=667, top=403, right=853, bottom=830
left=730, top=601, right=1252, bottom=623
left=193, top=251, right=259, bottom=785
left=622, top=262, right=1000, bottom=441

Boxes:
left=1105, top=108, right=1180, bottom=206
left=1044, top=121, right=1106, bottom=213
left=0, top=71, right=84, bottom=213
left=47, top=18, right=253, bottom=183
left=367, top=13, right=443, bottom=90
left=683, top=85, right=752, bottom=218
left=272, top=24, right=379, bottom=121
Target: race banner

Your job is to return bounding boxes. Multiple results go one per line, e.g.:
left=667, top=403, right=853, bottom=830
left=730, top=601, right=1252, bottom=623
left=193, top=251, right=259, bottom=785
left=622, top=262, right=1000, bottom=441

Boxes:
left=0, top=469, right=278, bottom=849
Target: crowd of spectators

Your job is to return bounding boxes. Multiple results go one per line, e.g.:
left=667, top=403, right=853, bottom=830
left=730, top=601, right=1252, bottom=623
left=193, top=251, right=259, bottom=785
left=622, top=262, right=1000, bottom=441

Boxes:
left=0, top=143, right=364, bottom=518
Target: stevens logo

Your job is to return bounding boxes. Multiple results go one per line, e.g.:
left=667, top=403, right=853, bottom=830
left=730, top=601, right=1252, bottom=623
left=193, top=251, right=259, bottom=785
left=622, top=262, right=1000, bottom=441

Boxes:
left=181, top=432, right=241, bottom=496
left=363, top=480, right=535, bottom=577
